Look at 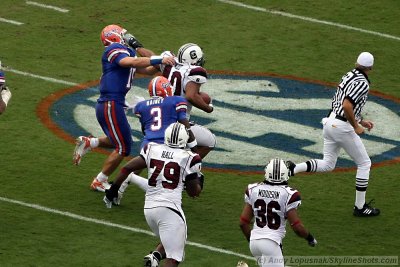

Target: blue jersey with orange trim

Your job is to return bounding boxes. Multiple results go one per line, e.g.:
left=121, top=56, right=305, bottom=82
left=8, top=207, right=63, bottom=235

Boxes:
left=134, top=96, right=188, bottom=144
left=0, top=71, right=5, bottom=85
left=99, top=43, right=136, bottom=103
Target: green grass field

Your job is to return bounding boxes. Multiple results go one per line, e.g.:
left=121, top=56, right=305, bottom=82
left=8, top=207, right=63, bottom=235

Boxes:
left=1, top=1, right=399, bottom=266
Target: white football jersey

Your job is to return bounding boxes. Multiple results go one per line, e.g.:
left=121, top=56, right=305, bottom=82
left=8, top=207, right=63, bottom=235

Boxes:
left=244, top=182, right=301, bottom=245
left=142, top=142, right=202, bottom=210
left=160, top=51, right=208, bottom=117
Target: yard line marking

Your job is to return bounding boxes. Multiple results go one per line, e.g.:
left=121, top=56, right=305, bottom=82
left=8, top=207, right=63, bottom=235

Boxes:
left=0, top=17, right=24, bottom=26
left=4, top=67, right=78, bottom=86
left=217, top=0, right=400, bottom=42
left=0, top=196, right=255, bottom=261
left=26, top=1, right=69, bottom=13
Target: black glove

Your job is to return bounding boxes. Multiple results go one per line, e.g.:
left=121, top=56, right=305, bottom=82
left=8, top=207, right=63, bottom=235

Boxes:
left=105, top=183, right=119, bottom=201
left=306, top=233, right=317, bottom=247
left=198, top=173, right=204, bottom=190
left=123, top=33, right=143, bottom=50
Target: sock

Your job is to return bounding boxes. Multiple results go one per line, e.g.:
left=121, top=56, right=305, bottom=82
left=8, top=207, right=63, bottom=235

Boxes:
left=355, top=190, right=366, bottom=209
left=90, top=137, right=99, bottom=148
left=128, top=173, right=149, bottom=192
left=152, top=251, right=163, bottom=261
left=96, top=172, right=108, bottom=183
left=294, top=162, right=307, bottom=174
left=118, top=177, right=130, bottom=194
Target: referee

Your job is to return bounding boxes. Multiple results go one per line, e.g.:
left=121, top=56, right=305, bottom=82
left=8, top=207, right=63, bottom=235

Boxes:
left=287, top=52, right=380, bottom=217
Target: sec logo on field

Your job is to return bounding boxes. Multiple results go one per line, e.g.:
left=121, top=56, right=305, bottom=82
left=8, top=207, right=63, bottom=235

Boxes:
left=44, top=71, right=400, bottom=172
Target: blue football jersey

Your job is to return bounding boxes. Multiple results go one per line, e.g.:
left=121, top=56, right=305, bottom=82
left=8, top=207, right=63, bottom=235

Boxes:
left=98, top=43, right=136, bottom=103
left=134, top=96, right=188, bottom=144
left=0, top=71, right=5, bottom=85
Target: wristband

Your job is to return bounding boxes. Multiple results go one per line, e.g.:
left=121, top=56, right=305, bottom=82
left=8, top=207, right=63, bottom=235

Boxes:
left=187, top=140, right=198, bottom=148
left=150, top=56, right=163, bottom=65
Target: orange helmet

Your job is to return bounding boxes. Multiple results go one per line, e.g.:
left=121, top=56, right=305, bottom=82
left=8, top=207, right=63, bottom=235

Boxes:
left=100, top=24, right=126, bottom=46
left=148, top=76, right=173, bottom=98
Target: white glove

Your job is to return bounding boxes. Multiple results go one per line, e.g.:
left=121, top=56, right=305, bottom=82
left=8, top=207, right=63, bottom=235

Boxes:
left=103, top=196, right=113, bottom=209
left=125, top=96, right=145, bottom=114
left=1, top=86, right=12, bottom=105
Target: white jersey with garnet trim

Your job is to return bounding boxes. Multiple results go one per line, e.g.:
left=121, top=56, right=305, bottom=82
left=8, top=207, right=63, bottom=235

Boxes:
left=160, top=51, right=208, bottom=115
left=141, top=142, right=202, bottom=210
left=244, top=182, right=301, bottom=245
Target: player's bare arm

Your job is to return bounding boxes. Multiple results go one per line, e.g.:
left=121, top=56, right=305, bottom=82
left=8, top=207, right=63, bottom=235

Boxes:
left=185, top=82, right=213, bottom=113
left=104, top=156, right=147, bottom=205
left=287, top=208, right=317, bottom=246
left=343, top=98, right=364, bottom=135
left=239, top=203, right=253, bottom=242
left=0, top=97, right=6, bottom=114
left=136, top=47, right=155, bottom=57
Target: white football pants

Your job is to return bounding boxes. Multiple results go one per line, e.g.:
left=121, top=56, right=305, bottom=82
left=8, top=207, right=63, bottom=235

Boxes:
left=191, top=124, right=217, bottom=148
left=250, top=238, right=284, bottom=267
left=144, top=206, right=187, bottom=262
left=317, top=113, right=371, bottom=180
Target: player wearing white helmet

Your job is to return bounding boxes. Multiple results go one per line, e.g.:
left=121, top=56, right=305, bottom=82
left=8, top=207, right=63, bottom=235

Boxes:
left=160, top=43, right=216, bottom=159
left=239, top=158, right=316, bottom=267
left=103, top=122, right=203, bottom=267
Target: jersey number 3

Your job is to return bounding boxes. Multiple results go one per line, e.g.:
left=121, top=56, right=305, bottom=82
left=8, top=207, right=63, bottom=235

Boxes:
left=254, top=199, right=281, bottom=230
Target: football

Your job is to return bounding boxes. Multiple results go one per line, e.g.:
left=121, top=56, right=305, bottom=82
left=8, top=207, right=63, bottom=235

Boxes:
left=199, top=91, right=211, bottom=104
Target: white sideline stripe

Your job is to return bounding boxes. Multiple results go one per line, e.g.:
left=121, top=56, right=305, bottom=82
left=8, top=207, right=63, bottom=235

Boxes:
left=0, top=196, right=255, bottom=261
left=217, top=0, right=400, bottom=42
left=0, top=17, right=24, bottom=25
left=26, top=1, right=69, bottom=13
left=4, top=67, right=78, bottom=86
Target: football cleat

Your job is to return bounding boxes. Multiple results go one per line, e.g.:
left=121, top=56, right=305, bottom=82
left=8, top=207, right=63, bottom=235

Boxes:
left=285, top=160, right=296, bottom=177
left=73, top=136, right=91, bottom=165
left=143, top=253, right=159, bottom=267
left=353, top=200, right=380, bottom=217
left=90, top=178, right=111, bottom=192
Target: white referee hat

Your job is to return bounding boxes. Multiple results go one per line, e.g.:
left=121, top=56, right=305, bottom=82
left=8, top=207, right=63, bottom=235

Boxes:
left=357, top=52, right=374, bottom=67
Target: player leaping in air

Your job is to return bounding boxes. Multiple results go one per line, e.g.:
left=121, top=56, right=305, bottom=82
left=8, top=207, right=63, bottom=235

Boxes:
left=72, top=24, right=175, bottom=192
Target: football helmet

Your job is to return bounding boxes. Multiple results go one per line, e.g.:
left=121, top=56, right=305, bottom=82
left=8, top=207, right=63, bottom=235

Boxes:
left=165, top=122, right=189, bottom=148
left=148, top=76, right=173, bottom=98
left=177, top=43, right=205, bottom=66
left=264, top=158, right=289, bottom=184
left=100, top=24, right=126, bottom=47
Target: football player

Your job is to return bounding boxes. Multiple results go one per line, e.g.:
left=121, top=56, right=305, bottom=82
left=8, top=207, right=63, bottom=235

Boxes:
left=104, top=122, right=203, bottom=267
left=239, top=158, right=317, bottom=267
left=135, top=76, right=196, bottom=149
left=72, top=24, right=175, bottom=192
left=114, top=76, right=199, bottom=201
left=159, top=43, right=216, bottom=159
left=0, top=66, right=12, bottom=115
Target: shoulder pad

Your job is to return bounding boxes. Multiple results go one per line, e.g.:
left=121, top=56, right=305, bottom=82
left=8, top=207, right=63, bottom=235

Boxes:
left=188, top=66, right=207, bottom=84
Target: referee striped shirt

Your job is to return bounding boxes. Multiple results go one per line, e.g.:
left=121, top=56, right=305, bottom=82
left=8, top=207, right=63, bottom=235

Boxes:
left=331, top=68, right=370, bottom=121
